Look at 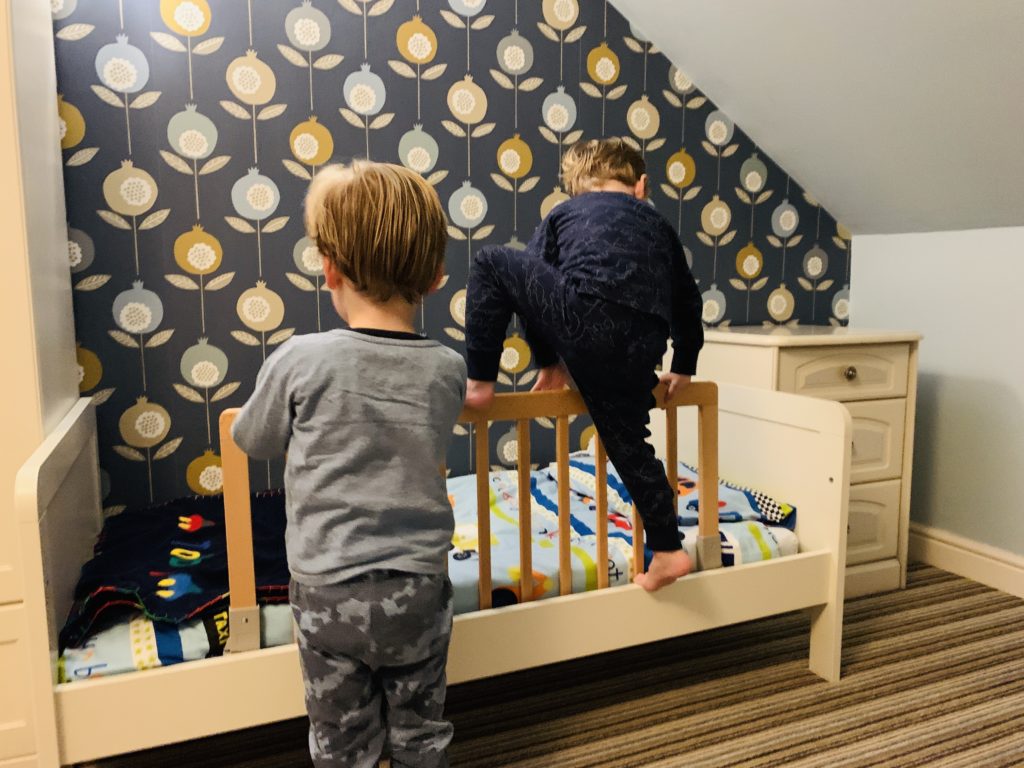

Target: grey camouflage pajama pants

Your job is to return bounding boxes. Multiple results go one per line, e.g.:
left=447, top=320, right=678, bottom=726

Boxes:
left=290, top=571, right=454, bottom=768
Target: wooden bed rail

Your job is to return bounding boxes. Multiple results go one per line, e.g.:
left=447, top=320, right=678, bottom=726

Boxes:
left=458, top=381, right=720, bottom=609
left=218, top=381, right=718, bottom=651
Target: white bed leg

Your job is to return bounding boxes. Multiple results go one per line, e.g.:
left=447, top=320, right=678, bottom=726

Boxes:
left=807, top=596, right=843, bottom=683
left=226, top=606, right=261, bottom=653
left=695, top=535, right=722, bottom=570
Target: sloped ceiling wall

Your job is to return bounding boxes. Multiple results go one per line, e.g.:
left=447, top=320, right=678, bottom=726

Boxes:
left=612, top=0, right=1024, bottom=234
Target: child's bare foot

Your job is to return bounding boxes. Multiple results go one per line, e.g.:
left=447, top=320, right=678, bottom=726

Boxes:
left=465, top=379, right=495, bottom=409
left=531, top=361, right=571, bottom=392
left=634, top=549, right=692, bottom=591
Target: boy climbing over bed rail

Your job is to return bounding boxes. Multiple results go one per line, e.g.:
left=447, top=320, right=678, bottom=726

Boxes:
left=233, top=161, right=466, bottom=768
left=465, top=138, right=704, bottom=592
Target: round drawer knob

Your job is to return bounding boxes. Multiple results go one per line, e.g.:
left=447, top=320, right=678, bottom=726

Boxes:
left=844, top=365, right=858, bottom=381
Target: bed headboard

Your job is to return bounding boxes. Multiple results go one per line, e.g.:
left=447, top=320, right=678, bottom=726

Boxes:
left=15, top=397, right=103, bottom=672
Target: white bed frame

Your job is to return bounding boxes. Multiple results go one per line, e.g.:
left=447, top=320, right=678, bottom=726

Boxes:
left=16, top=382, right=850, bottom=766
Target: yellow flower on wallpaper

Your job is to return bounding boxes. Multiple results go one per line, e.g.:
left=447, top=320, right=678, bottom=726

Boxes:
left=627, top=95, right=660, bottom=140
left=666, top=149, right=696, bottom=189
left=449, top=288, right=467, bottom=326
left=397, top=16, right=438, bottom=64
left=447, top=76, right=488, bottom=124
left=290, top=117, right=334, bottom=166
left=76, top=343, right=103, bottom=392
left=541, top=187, right=570, bottom=218
left=57, top=95, right=85, bottom=150
left=736, top=242, right=764, bottom=280
left=500, top=334, right=531, bottom=374
left=160, top=0, right=212, bottom=37
left=701, top=195, right=732, bottom=236
left=174, top=225, right=222, bottom=275
left=542, top=0, right=580, bottom=31
left=187, top=450, right=223, bottom=495
left=587, top=43, right=620, bottom=86
left=226, top=50, right=276, bottom=106
left=103, top=160, right=158, bottom=217
left=237, top=281, right=285, bottom=332
left=497, top=135, right=533, bottom=180
left=119, top=397, right=172, bottom=449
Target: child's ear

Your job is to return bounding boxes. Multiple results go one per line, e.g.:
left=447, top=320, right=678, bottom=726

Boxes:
left=428, top=266, right=446, bottom=294
left=323, top=256, right=341, bottom=289
left=634, top=174, right=649, bottom=200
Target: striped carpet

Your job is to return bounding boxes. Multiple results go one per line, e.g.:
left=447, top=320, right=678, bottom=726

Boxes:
left=92, top=565, right=1024, bottom=767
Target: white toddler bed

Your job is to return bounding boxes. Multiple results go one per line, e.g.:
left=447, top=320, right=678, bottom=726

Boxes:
left=15, top=381, right=850, bottom=765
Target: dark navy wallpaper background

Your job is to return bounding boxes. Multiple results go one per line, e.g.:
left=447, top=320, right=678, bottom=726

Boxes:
left=51, top=0, right=853, bottom=509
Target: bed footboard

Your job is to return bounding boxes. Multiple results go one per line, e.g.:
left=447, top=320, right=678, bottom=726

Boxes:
left=218, top=383, right=720, bottom=650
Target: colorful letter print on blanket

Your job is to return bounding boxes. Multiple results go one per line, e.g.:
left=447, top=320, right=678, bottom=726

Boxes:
left=553, top=452, right=797, bottom=529
left=59, top=492, right=290, bottom=650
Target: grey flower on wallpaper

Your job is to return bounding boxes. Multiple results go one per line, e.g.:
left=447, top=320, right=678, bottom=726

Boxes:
left=52, top=0, right=852, bottom=508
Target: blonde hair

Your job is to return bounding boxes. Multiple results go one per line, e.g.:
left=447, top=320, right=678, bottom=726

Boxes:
left=304, top=161, right=447, bottom=303
left=560, top=138, right=647, bottom=197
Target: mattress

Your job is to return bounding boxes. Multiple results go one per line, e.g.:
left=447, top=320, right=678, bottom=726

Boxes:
left=61, top=456, right=799, bottom=682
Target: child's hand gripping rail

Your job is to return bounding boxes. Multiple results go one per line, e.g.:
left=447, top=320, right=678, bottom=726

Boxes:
left=217, top=381, right=719, bottom=651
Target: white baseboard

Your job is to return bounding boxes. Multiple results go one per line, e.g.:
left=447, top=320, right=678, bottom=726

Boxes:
left=909, top=523, right=1024, bottom=599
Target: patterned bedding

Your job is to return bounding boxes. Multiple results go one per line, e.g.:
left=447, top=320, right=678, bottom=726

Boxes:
left=61, top=456, right=798, bottom=682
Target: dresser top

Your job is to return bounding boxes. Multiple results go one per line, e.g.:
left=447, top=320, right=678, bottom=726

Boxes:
left=704, top=326, right=922, bottom=347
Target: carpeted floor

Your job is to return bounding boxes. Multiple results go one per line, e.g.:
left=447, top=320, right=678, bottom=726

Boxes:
left=91, top=565, right=1024, bottom=767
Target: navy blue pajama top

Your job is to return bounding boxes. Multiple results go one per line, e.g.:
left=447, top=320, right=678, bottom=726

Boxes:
left=526, top=191, right=704, bottom=375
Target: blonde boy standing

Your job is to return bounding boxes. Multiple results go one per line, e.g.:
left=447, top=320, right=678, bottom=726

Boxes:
left=233, top=162, right=466, bottom=768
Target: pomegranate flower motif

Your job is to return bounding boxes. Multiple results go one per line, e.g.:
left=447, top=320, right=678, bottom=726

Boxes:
left=542, top=87, right=577, bottom=133
left=448, top=0, right=487, bottom=17
left=705, top=111, right=734, bottom=147
left=668, top=65, right=696, bottom=95
left=448, top=182, right=488, bottom=229
left=167, top=104, right=218, bottom=160
left=293, top=236, right=324, bottom=276
left=231, top=168, right=280, bottom=221
left=95, top=35, right=150, bottom=94
left=497, top=30, right=533, bottom=76
left=67, top=226, right=95, bottom=273
left=397, top=16, right=437, bottom=65
left=740, top=154, right=768, bottom=194
left=344, top=64, right=387, bottom=116
left=447, top=76, right=487, bottom=124
left=286, top=1, right=331, bottom=52
left=398, top=125, right=439, bottom=174
left=113, top=281, right=163, bottom=335
left=119, top=397, right=171, bottom=448
left=160, top=0, right=212, bottom=37
left=180, top=338, right=228, bottom=389
left=102, top=160, right=158, bottom=216
left=772, top=199, right=800, bottom=238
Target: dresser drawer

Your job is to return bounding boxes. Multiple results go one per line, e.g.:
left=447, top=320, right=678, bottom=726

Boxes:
left=777, top=344, right=909, bottom=402
left=0, top=605, right=36, bottom=760
left=846, top=480, right=900, bottom=566
left=846, top=399, right=906, bottom=484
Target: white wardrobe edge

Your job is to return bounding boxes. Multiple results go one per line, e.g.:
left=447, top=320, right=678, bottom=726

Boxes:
left=909, top=523, right=1024, bottom=600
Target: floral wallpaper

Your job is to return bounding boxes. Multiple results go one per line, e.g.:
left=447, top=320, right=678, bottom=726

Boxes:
left=51, top=0, right=852, bottom=510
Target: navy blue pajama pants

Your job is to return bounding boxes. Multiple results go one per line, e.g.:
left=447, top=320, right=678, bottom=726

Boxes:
left=466, top=246, right=682, bottom=552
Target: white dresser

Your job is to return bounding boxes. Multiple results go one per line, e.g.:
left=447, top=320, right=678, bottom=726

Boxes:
left=695, top=327, right=921, bottom=598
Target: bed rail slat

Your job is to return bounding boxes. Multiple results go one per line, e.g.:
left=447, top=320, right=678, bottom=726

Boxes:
left=218, top=410, right=261, bottom=653
left=474, top=421, right=492, bottom=610
left=696, top=392, right=722, bottom=569
left=516, top=419, right=533, bottom=602
left=595, top=438, right=609, bottom=589
left=666, top=405, right=679, bottom=494
left=555, top=415, right=572, bottom=596
left=631, top=504, right=644, bottom=578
